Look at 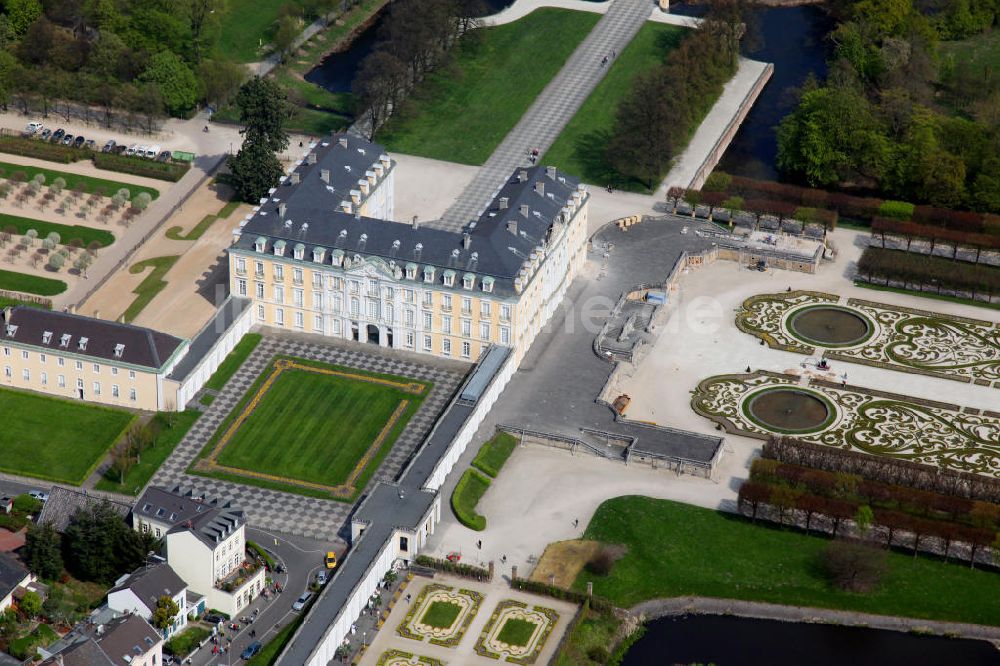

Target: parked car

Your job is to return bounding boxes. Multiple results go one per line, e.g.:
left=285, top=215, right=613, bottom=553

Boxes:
left=292, top=592, right=312, bottom=611
left=202, top=613, right=226, bottom=625
left=25, top=121, right=43, bottom=134
left=73, top=135, right=85, bottom=148
left=39, top=129, right=52, bottom=141
left=316, top=570, right=328, bottom=586
left=84, top=139, right=96, bottom=150
left=51, top=128, right=65, bottom=142
left=61, top=134, right=74, bottom=145
left=125, top=144, right=138, bottom=156
left=156, top=150, right=171, bottom=162
left=324, top=551, right=337, bottom=569
left=145, top=145, right=160, bottom=158
left=102, top=139, right=116, bottom=153
left=241, top=642, right=262, bottom=659
left=28, top=490, right=48, bottom=502
left=113, top=144, right=128, bottom=155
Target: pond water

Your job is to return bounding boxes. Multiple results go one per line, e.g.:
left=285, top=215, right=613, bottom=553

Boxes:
left=622, top=614, right=1000, bottom=666
left=304, top=0, right=517, bottom=93
left=671, top=2, right=834, bottom=179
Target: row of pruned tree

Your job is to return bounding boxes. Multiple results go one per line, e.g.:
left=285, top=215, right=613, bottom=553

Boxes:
left=871, top=218, right=1000, bottom=263
left=856, top=246, right=1000, bottom=299
left=763, top=437, right=1000, bottom=505
left=353, top=0, right=481, bottom=138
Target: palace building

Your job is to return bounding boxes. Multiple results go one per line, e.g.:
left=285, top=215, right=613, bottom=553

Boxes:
left=228, top=135, right=590, bottom=365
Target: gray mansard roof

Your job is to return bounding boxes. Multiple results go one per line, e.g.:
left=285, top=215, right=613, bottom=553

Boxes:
left=0, top=306, right=185, bottom=370
left=135, top=485, right=245, bottom=549
left=233, top=143, right=586, bottom=298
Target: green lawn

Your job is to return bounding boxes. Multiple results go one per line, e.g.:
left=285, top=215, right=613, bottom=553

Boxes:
left=164, top=626, right=211, bottom=658
left=543, top=23, right=687, bottom=190
left=122, top=256, right=179, bottom=322
left=0, top=296, right=49, bottom=309
left=0, top=160, right=159, bottom=200
left=94, top=410, right=202, bottom=495
left=577, top=496, right=1000, bottom=625
left=204, top=333, right=263, bottom=391
left=497, top=618, right=536, bottom=647
left=421, top=601, right=461, bottom=629
left=553, top=606, right=622, bottom=666
left=472, top=431, right=517, bottom=478
left=166, top=200, right=240, bottom=241
left=8, top=623, right=59, bottom=660
left=450, top=468, right=490, bottom=531
left=0, top=269, right=66, bottom=296
left=376, top=9, right=601, bottom=165
left=855, top=281, right=1000, bottom=312
left=0, top=387, right=135, bottom=484
left=193, top=356, right=428, bottom=499
left=0, top=212, right=116, bottom=248
left=215, top=0, right=298, bottom=62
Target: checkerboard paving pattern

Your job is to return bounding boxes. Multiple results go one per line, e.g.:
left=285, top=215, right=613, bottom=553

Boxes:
left=152, top=333, right=465, bottom=540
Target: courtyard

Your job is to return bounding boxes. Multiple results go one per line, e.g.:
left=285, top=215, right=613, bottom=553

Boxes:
left=190, top=355, right=430, bottom=500
left=359, top=575, right=575, bottom=666
left=0, top=385, right=135, bottom=485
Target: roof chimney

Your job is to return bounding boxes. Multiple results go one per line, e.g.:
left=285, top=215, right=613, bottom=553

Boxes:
left=518, top=169, right=528, bottom=183
left=535, top=181, right=545, bottom=197
left=338, top=137, right=348, bottom=149
left=507, top=219, right=518, bottom=236
left=1, top=306, right=10, bottom=322
left=412, top=215, right=419, bottom=230
left=462, top=233, right=471, bottom=249
left=290, top=172, right=300, bottom=185
left=520, top=204, right=529, bottom=218
left=320, top=169, right=330, bottom=183
left=498, top=196, right=509, bottom=210
left=278, top=203, right=287, bottom=219
left=546, top=166, right=557, bottom=180
left=307, top=152, right=317, bottom=165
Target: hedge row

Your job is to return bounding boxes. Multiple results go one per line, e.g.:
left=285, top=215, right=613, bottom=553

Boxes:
left=0, top=135, right=88, bottom=163
left=857, top=247, right=1000, bottom=295
left=872, top=218, right=1000, bottom=254
left=750, top=458, right=1000, bottom=532
left=763, top=437, right=1000, bottom=504
left=450, top=468, right=489, bottom=531
left=510, top=578, right=614, bottom=612
left=413, top=555, right=491, bottom=581
left=93, top=152, right=190, bottom=182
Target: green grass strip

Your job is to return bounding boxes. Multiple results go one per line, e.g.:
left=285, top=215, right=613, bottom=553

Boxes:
left=164, top=626, right=212, bottom=658
left=543, top=22, right=687, bottom=191
left=204, top=333, right=263, bottom=390
left=578, top=496, right=1000, bottom=626
left=122, top=256, right=179, bottom=323
left=0, top=211, right=115, bottom=248
left=93, top=410, right=202, bottom=495
left=471, top=431, right=517, bottom=478
left=0, top=296, right=50, bottom=309
left=0, top=160, right=159, bottom=200
left=451, top=468, right=490, bottom=531
left=855, top=281, right=1000, bottom=312
left=247, top=615, right=304, bottom=665
left=0, top=268, right=66, bottom=296
left=377, top=9, right=601, bottom=165
left=167, top=199, right=241, bottom=241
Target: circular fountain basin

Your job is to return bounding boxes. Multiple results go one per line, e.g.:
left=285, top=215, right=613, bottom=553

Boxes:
left=787, top=305, right=874, bottom=348
left=744, top=387, right=836, bottom=434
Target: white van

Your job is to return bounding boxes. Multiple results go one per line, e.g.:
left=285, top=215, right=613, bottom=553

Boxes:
left=145, top=145, right=161, bottom=159
left=25, top=122, right=43, bottom=134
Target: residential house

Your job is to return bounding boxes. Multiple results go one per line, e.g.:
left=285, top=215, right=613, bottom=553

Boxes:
left=107, top=561, right=201, bottom=638
left=36, top=487, right=131, bottom=534
left=0, top=552, right=33, bottom=613
left=39, top=614, right=163, bottom=666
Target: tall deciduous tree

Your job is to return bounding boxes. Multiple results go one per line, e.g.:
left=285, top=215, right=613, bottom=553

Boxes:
left=151, top=595, right=180, bottom=630
left=228, top=76, right=291, bottom=203
left=140, top=51, right=197, bottom=116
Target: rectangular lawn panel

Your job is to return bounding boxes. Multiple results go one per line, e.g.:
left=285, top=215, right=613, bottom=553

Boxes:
left=0, top=160, right=159, bottom=200
left=0, top=212, right=116, bottom=248
left=543, top=22, right=686, bottom=191
left=421, top=601, right=462, bottom=629
left=577, top=496, right=1000, bottom=626
left=497, top=618, right=537, bottom=647
left=195, top=356, right=428, bottom=500
left=0, top=387, right=135, bottom=484
left=0, top=268, right=66, bottom=296
left=376, top=9, right=601, bottom=165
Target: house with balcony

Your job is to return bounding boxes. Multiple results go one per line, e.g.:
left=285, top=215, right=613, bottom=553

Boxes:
left=107, top=561, right=201, bottom=638
left=133, top=486, right=264, bottom=617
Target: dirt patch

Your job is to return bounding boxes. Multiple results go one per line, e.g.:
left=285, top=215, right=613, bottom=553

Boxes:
left=530, top=539, right=602, bottom=588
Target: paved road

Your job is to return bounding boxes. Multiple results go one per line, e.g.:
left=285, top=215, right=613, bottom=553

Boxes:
left=438, top=0, right=653, bottom=229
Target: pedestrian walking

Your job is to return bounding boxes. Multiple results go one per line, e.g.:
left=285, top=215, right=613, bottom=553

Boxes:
left=477, top=539, right=482, bottom=549
left=573, top=518, right=579, bottom=528
left=406, top=593, right=412, bottom=603
left=501, top=554, right=507, bottom=564
left=612, top=49, right=617, bottom=58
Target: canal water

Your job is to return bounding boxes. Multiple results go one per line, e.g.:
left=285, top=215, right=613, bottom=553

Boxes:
left=304, top=0, right=517, bottom=94
left=670, top=2, right=833, bottom=180
left=622, top=614, right=1000, bottom=666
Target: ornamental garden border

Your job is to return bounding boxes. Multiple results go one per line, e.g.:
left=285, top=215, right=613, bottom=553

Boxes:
left=374, top=649, right=445, bottom=666
left=473, top=599, right=560, bottom=664
left=396, top=583, right=484, bottom=648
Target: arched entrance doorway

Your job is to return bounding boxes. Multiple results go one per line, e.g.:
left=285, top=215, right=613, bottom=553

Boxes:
left=350, top=322, right=360, bottom=341
left=366, top=324, right=380, bottom=345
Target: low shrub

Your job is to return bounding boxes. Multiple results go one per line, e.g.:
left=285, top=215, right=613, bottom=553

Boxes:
left=702, top=171, right=732, bottom=192
left=0, top=136, right=89, bottom=163
left=450, top=468, right=489, bottom=531
left=878, top=200, right=915, bottom=220
left=93, top=152, right=190, bottom=182
left=585, top=548, right=615, bottom=576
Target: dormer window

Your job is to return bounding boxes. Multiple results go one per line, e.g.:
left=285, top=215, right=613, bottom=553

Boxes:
left=482, top=276, right=494, bottom=293
left=423, top=266, right=435, bottom=283
left=294, top=243, right=305, bottom=260
left=405, top=263, right=417, bottom=280
left=59, top=334, right=71, bottom=347
left=254, top=237, right=266, bottom=253
left=42, top=331, right=52, bottom=344
left=274, top=240, right=286, bottom=257
left=312, top=247, right=325, bottom=263
left=463, top=273, right=475, bottom=290
left=78, top=337, right=88, bottom=351
left=114, top=343, right=125, bottom=358
left=4, top=324, right=16, bottom=337
left=443, top=270, right=455, bottom=287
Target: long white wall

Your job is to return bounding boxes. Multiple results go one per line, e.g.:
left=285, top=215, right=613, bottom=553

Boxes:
left=173, top=299, right=254, bottom=407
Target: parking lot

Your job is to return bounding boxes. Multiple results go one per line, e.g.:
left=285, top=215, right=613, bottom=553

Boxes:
left=23, top=121, right=184, bottom=164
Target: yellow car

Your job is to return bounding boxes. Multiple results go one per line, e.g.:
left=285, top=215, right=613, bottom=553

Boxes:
left=325, top=551, right=338, bottom=569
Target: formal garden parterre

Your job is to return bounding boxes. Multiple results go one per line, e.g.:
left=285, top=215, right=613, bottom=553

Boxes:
left=473, top=599, right=559, bottom=665
left=691, top=371, right=1000, bottom=477
left=190, top=355, right=430, bottom=501
left=397, top=583, right=484, bottom=648
left=374, top=650, right=445, bottom=666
